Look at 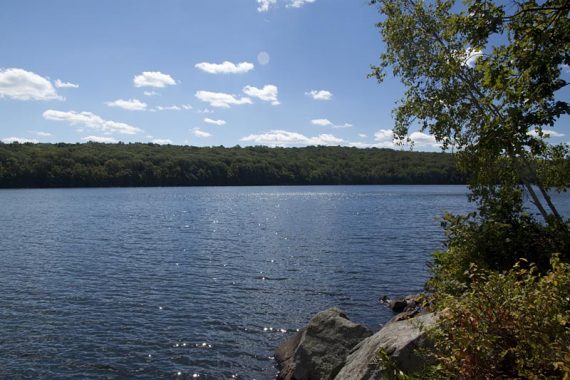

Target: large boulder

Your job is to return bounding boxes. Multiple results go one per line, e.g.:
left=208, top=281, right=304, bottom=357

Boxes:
left=275, top=308, right=373, bottom=380
left=334, top=313, right=437, bottom=380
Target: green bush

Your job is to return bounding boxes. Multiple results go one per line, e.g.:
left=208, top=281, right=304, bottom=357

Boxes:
left=426, top=256, right=570, bottom=379
left=427, top=213, right=570, bottom=297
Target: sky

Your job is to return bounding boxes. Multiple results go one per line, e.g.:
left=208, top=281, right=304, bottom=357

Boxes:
left=0, top=0, right=568, bottom=150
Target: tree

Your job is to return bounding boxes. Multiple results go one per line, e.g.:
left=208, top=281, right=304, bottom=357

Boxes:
left=370, top=0, right=569, bottom=228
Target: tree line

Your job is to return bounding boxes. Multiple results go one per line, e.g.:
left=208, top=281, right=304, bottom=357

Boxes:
left=0, top=142, right=465, bottom=188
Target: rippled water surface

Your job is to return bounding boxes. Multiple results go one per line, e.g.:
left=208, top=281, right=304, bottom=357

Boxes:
left=1, top=185, right=566, bottom=378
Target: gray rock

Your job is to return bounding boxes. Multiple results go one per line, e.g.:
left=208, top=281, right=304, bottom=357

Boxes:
left=275, top=308, right=372, bottom=380
left=334, top=313, right=437, bottom=380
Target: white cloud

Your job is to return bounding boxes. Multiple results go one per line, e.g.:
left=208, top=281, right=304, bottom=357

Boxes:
left=373, top=129, right=439, bottom=148
left=257, top=0, right=277, bottom=12
left=106, top=98, right=147, bottom=111
left=243, top=84, right=279, bottom=105
left=43, top=109, right=142, bottom=135
left=464, top=48, right=483, bottom=67
left=358, top=133, right=367, bottom=138
left=32, top=131, right=52, bottom=137
left=371, top=130, right=397, bottom=148
left=133, top=71, right=176, bottom=88
left=192, top=128, right=211, bottom=138
left=0, top=68, right=62, bottom=101
left=528, top=128, right=565, bottom=138
left=287, top=0, right=316, bottom=8
left=311, top=118, right=333, bottom=127
left=1, top=137, right=38, bottom=144
left=204, top=118, right=226, bottom=126
left=241, top=129, right=343, bottom=147
left=152, top=138, right=173, bottom=145
left=154, top=104, right=192, bottom=111
left=197, top=108, right=214, bottom=114
left=143, top=91, right=159, bottom=97
left=54, top=79, right=79, bottom=89
left=195, top=61, right=254, bottom=74
left=311, top=118, right=352, bottom=129
left=81, top=136, right=117, bottom=143
left=374, top=129, right=394, bottom=142
left=409, top=131, right=440, bottom=147
left=195, top=90, right=252, bottom=108
left=258, top=0, right=315, bottom=11
left=305, top=90, right=332, bottom=100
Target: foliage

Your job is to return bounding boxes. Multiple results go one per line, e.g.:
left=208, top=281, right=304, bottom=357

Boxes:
left=370, top=1, right=570, bottom=378
left=370, top=0, right=569, bottom=226
left=428, top=212, right=570, bottom=297
left=426, top=256, right=570, bottom=379
left=0, top=142, right=465, bottom=188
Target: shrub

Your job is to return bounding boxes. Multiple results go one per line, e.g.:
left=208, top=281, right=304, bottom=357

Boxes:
left=427, top=212, right=570, bottom=298
left=426, top=256, right=570, bottom=379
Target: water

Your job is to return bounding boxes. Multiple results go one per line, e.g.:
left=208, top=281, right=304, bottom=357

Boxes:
left=0, top=185, right=565, bottom=378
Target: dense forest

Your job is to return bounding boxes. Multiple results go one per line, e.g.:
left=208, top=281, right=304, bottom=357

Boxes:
left=0, top=142, right=465, bottom=188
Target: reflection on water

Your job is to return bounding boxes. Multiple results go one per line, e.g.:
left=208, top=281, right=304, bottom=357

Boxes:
left=1, top=185, right=566, bottom=378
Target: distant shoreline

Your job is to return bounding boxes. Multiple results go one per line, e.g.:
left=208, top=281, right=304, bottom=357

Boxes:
left=0, top=143, right=467, bottom=188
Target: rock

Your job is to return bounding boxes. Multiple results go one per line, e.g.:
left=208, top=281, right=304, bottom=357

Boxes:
left=275, top=308, right=373, bottom=380
left=334, top=313, right=437, bottom=380
left=384, top=294, right=422, bottom=314
left=388, top=298, right=408, bottom=313
left=388, top=309, right=421, bottom=323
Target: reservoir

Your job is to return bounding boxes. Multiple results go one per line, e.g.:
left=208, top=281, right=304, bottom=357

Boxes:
left=1, top=185, right=566, bottom=378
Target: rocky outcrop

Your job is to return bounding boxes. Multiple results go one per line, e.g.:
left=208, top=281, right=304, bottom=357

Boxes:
left=379, top=294, right=422, bottom=314
left=275, top=308, right=373, bottom=380
left=334, top=313, right=437, bottom=380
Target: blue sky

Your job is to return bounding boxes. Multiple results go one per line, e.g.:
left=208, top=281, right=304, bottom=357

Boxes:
left=0, top=0, right=568, bottom=149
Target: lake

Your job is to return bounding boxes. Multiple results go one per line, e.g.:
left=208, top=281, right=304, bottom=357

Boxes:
left=0, top=185, right=565, bottom=378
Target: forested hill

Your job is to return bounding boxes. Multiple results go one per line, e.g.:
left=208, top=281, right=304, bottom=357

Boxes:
left=0, top=143, right=466, bottom=188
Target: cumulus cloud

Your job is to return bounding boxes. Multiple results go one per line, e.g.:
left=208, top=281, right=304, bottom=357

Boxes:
left=243, top=84, right=279, bottom=105
left=358, top=133, right=367, bottom=138
left=258, top=0, right=315, bottom=11
left=143, top=91, right=159, bottom=97
left=0, top=68, right=62, bottom=101
left=409, top=131, right=440, bottom=147
left=82, top=136, right=118, bottom=143
left=241, top=129, right=343, bottom=147
left=348, top=129, right=440, bottom=149
left=154, top=104, right=192, bottom=111
left=195, top=90, right=252, bottom=108
left=106, top=98, right=147, bottom=111
left=192, top=128, right=211, bottom=138
left=311, top=118, right=352, bottom=129
left=1, top=137, right=38, bottom=144
left=204, top=118, right=226, bottom=126
left=287, top=0, right=316, bottom=8
left=372, top=129, right=439, bottom=148
left=305, top=90, right=332, bottom=100
left=133, top=71, right=176, bottom=88
left=43, top=110, right=142, bottom=135
left=257, top=0, right=277, bottom=12
left=311, top=118, right=332, bottom=126
left=54, top=79, right=79, bottom=89
left=374, top=129, right=394, bottom=141
left=195, top=61, right=254, bottom=74
left=152, top=138, right=173, bottom=145
left=528, top=128, right=565, bottom=138
left=30, top=131, right=52, bottom=137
